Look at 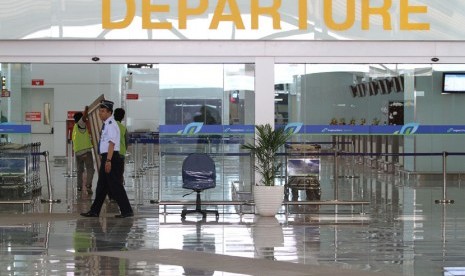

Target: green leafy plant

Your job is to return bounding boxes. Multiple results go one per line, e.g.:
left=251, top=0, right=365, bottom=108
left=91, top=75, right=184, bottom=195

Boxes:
left=242, top=124, right=291, bottom=186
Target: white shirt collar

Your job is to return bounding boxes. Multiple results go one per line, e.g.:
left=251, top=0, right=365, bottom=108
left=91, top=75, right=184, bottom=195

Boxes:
left=104, top=116, right=114, bottom=124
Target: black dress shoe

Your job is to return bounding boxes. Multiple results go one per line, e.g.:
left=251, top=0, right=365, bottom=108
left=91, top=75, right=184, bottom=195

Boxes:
left=115, top=213, right=134, bottom=218
left=80, top=211, right=99, bottom=217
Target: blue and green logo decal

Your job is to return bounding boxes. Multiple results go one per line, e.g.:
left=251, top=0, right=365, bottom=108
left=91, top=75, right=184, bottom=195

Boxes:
left=177, top=122, right=203, bottom=135
left=284, top=123, right=303, bottom=135
left=447, top=127, right=465, bottom=133
left=394, top=123, right=419, bottom=135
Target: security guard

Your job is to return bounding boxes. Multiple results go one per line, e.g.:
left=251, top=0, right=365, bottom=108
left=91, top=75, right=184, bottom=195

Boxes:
left=80, top=100, right=133, bottom=218
left=72, top=108, right=95, bottom=194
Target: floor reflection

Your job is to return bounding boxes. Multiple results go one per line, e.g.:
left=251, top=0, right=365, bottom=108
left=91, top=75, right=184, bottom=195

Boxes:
left=0, top=157, right=465, bottom=275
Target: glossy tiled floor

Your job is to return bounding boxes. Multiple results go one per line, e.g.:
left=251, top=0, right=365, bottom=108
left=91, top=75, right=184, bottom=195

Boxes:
left=1, top=155, right=465, bottom=276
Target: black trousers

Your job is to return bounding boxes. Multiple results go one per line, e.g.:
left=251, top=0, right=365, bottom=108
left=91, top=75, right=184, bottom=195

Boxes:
left=89, top=153, right=133, bottom=215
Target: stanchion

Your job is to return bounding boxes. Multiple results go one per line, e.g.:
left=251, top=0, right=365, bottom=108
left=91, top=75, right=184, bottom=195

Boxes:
left=441, top=204, right=447, bottom=263
left=63, top=141, right=76, bottom=178
left=63, top=141, right=71, bottom=176
left=435, top=151, right=454, bottom=204
left=131, top=140, right=142, bottom=178
left=147, top=142, right=156, bottom=168
left=333, top=149, right=339, bottom=201
left=40, top=151, right=61, bottom=203
left=134, top=139, right=139, bottom=178
left=339, top=139, right=360, bottom=179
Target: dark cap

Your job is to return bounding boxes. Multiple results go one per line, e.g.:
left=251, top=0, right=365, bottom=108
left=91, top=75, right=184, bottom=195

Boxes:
left=99, top=100, right=114, bottom=111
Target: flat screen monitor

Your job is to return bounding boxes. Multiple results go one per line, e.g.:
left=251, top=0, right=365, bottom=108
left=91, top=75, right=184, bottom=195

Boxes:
left=287, top=158, right=320, bottom=176
left=165, top=99, right=222, bottom=125
left=442, top=72, right=465, bottom=93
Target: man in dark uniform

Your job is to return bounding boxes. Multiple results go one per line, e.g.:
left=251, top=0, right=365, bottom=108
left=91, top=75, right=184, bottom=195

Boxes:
left=80, top=100, right=133, bottom=218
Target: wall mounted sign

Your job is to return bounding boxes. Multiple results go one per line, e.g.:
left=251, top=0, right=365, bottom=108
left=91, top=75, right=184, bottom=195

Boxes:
left=31, top=79, right=45, bottom=86
left=67, top=111, right=80, bottom=120
left=1, top=90, right=10, bottom=97
left=126, top=93, right=139, bottom=100
left=1, top=1, right=464, bottom=40
left=0, top=124, right=32, bottom=134
left=103, top=0, right=429, bottom=32
left=25, top=112, right=42, bottom=121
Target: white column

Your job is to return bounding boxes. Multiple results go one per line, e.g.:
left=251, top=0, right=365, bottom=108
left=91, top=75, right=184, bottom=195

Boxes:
left=254, top=57, right=275, bottom=127
left=251, top=57, right=275, bottom=186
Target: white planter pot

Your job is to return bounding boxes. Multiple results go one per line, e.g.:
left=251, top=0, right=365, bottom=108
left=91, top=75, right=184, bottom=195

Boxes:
left=253, top=185, right=284, bottom=216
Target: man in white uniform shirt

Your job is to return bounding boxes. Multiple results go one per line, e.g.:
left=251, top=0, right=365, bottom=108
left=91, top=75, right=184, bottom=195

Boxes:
left=80, top=100, right=133, bottom=218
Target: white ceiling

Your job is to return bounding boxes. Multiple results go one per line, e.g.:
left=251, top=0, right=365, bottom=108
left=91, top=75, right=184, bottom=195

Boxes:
left=1, top=0, right=464, bottom=40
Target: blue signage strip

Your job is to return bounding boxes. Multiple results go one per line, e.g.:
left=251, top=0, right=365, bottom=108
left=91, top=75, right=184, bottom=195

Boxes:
left=160, top=124, right=255, bottom=135
left=0, top=124, right=32, bottom=134
left=160, top=123, right=465, bottom=136
left=284, top=123, right=465, bottom=135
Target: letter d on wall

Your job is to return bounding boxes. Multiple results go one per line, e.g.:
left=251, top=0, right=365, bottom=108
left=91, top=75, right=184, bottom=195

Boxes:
left=102, top=0, right=136, bottom=29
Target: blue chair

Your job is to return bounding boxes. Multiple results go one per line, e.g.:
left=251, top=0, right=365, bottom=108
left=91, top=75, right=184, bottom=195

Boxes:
left=181, top=153, right=219, bottom=220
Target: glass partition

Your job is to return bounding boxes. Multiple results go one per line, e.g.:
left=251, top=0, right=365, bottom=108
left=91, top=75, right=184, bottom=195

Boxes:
left=0, top=62, right=257, bottom=206
left=3, top=61, right=464, bottom=207
left=157, top=64, right=255, bottom=204
left=0, top=63, right=118, bottom=204
left=0, top=63, right=35, bottom=202
left=275, top=63, right=465, bottom=206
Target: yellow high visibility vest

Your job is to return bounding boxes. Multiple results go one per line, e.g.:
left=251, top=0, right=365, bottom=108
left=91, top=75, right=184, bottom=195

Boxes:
left=117, top=121, right=127, bottom=156
left=72, top=124, right=93, bottom=153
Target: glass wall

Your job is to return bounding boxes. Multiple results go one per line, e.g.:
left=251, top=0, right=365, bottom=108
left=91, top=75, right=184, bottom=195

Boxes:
left=157, top=64, right=255, bottom=203
left=1, top=64, right=35, bottom=202
left=4, top=61, right=465, bottom=205
left=275, top=63, right=465, bottom=202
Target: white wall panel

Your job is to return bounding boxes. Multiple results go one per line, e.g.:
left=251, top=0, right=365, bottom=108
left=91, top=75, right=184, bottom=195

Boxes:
left=0, top=41, right=463, bottom=64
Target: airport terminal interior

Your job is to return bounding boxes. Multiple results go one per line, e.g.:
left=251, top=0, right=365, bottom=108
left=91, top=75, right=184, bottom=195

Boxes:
left=3, top=0, right=465, bottom=274
left=1, top=62, right=465, bottom=275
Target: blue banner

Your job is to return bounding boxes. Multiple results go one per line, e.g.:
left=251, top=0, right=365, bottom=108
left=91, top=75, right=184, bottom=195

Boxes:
left=0, top=124, right=32, bottom=134
left=160, top=124, right=254, bottom=135
left=282, top=123, right=465, bottom=135
left=160, top=123, right=465, bottom=136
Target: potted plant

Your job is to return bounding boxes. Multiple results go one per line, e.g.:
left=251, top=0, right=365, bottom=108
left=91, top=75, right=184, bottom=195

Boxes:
left=242, top=124, right=291, bottom=216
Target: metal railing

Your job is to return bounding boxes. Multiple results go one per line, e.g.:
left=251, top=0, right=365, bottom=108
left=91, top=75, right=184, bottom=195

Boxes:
left=153, top=147, right=460, bottom=216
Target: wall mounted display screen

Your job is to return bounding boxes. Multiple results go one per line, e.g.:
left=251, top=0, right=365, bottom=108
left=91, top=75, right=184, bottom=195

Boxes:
left=287, top=158, right=320, bottom=176
left=442, top=72, right=465, bottom=93
left=165, top=99, right=222, bottom=125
